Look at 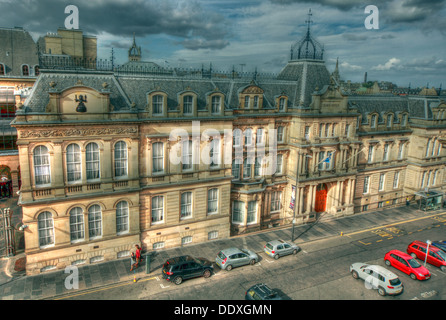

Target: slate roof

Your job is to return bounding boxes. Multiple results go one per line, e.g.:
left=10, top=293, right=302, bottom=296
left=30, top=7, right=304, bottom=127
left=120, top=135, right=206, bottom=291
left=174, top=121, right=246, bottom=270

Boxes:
left=0, top=27, right=39, bottom=77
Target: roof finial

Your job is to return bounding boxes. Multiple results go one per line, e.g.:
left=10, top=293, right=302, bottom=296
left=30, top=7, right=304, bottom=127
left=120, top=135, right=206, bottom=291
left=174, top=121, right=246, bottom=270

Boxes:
left=305, top=8, right=313, bottom=33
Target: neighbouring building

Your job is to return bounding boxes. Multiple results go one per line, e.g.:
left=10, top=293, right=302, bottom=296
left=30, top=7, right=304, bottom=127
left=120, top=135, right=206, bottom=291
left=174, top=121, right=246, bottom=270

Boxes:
left=11, top=19, right=446, bottom=275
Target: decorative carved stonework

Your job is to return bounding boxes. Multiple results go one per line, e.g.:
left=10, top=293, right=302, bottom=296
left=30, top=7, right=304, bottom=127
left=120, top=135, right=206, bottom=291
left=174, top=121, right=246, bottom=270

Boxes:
left=19, top=127, right=138, bottom=139
left=242, top=86, right=264, bottom=95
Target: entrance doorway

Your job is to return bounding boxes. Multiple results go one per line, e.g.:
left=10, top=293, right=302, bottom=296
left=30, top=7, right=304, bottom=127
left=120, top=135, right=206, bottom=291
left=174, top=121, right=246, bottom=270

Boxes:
left=315, top=183, right=327, bottom=212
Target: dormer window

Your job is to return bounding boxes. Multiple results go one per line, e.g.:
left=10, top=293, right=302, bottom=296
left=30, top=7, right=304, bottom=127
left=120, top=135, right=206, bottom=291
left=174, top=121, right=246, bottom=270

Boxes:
left=244, top=96, right=250, bottom=108
left=0, top=64, right=5, bottom=75
left=279, top=98, right=286, bottom=112
left=371, top=115, right=377, bottom=128
left=402, top=114, right=408, bottom=127
left=34, top=66, right=40, bottom=76
left=386, top=114, right=392, bottom=128
left=183, top=95, right=193, bottom=115
left=153, top=95, right=164, bottom=115
left=253, top=96, right=259, bottom=109
left=211, top=95, right=221, bottom=114
left=22, top=65, right=29, bottom=76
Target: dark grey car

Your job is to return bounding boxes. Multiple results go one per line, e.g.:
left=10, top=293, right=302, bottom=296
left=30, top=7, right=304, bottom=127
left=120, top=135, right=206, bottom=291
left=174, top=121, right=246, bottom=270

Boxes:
left=264, top=239, right=300, bottom=260
left=215, top=247, right=259, bottom=271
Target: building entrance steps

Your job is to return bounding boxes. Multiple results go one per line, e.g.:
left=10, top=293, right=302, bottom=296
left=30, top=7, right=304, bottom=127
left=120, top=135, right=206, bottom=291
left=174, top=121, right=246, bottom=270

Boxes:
left=0, top=203, right=445, bottom=300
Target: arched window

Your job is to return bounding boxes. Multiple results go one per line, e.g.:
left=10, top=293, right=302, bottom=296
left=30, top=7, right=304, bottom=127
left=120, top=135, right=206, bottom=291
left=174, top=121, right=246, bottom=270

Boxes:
left=33, top=146, right=51, bottom=186
left=114, top=141, right=128, bottom=177
left=86, top=143, right=100, bottom=180
left=152, top=142, right=164, bottom=174
left=66, top=144, right=81, bottom=182
left=22, top=65, right=29, bottom=76
left=34, top=66, right=40, bottom=76
left=38, top=211, right=54, bottom=247
left=116, top=201, right=129, bottom=234
left=69, top=207, right=84, bottom=242
left=88, top=205, right=102, bottom=238
left=371, top=115, right=377, bottom=128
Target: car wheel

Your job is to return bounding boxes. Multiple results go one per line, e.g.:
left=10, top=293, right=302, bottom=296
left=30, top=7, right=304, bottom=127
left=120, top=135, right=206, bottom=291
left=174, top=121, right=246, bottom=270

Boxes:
left=351, top=270, right=359, bottom=279
left=249, top=259, right=256, bottom=265
left=226, top=265, right=233, bottom=271
left=174, top=276, right=183, bottom=285
left=292, top=249, right=298, bottom=255
left=203, top=269, right=211, bottom=278
left=385, top=260, right=391, bottom=266
left=378, top=287, right=386, bottom=296
left=410, top=253, right=417, bottom=259
left=410, top=273, right=417, bottom=280
left=274, top=254, right=279, bottom=260
left=441, top=265, right=446, bottom=272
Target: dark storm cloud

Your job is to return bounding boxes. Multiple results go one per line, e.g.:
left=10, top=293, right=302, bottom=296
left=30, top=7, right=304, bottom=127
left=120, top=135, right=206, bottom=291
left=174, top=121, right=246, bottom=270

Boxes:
left=0, top=0, right=230, bottom=50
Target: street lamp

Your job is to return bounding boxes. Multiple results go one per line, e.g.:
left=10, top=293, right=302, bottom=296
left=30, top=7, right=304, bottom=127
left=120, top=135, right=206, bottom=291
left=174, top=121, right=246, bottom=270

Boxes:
left=424, top=240, right=432, bottom=267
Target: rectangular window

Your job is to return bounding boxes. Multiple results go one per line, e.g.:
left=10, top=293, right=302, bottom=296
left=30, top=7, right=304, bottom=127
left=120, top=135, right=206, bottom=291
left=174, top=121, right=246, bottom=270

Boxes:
left=183, top=96, right=193, bottom=115
left=232, top=200, right=244, bottom=224
left=421, top=171, right=426, bottom=187
left=210, top=139, right=220, bottom=168
left=181, top=192, right=193, bottom=219
left=232, top=159, right=241, bottom=180
left=362, top=205, right=368, bottom=212
left=277, top=126, right=284, bottom=143
left=379, top=173, right=385, bottom=191
left=371, top=115, right=376, bottom=128
left=182, top=140, right=193, bottom=171
left=207, top=188, right=218, bottom=214
left=276, top=154, right=283, bottom=175
left=151, top=196, right=164, bottom=223
left=153, top=95, right=163, bottom=115
left=212, top=96, right=221, bottom=114
left=393, top=171, right=400, bottom=189
left=368, top=146, right=374, bottom=163
left=256, top=128, right=264, bottom=145
left=247, top=201, right=257, bottom=224
left=243, top=158, right=252, bottom=179
left=378, top=201, right=383, bottom=208
left=254, top=157, right=263, bottom=177
left=253, top=96, right=259, bottom=109
left=244, top=96, right=250, bottom=108
left=387, top=114, right=392, bottom=128
left=383, top=144, right=389, bottom=162
left=233, top=129, right=241, bottom=147
left=345, top=124, right=350, bottom=137
left=182, top=236, right=193, bottom=245
left=304, top=126, right=310, bottom=140
left=279, top=98, right=285, bottom=111
left=398, top=143, right=404, bottom=160
left=270, top=191, right=282, bottom=213
left=363, top=176, right=370, bottom=194
left=152, top=142, right=164, bottom=174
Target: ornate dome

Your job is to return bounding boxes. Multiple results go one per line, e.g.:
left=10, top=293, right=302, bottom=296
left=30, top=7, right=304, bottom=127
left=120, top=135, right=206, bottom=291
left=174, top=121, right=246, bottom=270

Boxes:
left=290, top=9, right=324, bottom=61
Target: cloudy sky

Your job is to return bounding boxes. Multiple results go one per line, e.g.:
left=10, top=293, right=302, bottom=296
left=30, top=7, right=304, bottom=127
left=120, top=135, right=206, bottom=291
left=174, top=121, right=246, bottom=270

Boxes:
left=1, top=0, right=445, bottom=87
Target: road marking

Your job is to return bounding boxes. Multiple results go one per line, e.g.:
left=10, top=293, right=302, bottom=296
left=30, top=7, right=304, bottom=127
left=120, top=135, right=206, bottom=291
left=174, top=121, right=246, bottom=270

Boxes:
left=160, top=284, right=170, bottom=289
left=344, top=212, right=446, bottom=237
left=359, top=241, right=371, bottom=245
left=53, top=276, right=158, bottom=300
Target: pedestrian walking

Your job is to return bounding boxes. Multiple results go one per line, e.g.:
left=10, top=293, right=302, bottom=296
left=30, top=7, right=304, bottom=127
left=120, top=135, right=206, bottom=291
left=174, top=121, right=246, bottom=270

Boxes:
left=130, top=252, right=138, bottom=271
left=135, top=244, right=143, bottom=263
left=406, top=197, right=410, bottom=206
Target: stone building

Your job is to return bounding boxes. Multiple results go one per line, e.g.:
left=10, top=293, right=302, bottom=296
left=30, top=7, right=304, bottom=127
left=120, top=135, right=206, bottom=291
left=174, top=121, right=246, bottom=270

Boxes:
left=11, top=23, right=446, bottom=275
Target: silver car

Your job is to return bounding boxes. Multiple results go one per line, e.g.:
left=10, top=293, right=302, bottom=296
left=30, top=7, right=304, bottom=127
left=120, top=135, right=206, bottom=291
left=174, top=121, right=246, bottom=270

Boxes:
left=350, top=263, right=403, bottom=296
left=216, top=247, right=259, bottom=271
left=264, top=240, right=300, bottom=260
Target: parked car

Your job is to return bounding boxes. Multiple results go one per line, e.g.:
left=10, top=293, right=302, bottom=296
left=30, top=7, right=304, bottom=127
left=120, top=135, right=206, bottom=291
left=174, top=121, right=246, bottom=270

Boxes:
left=264, top=239, right=300, bottom=260
left=245, top=283, right=283, bottom=300
left=384, top=249, right=430, bottom=280
left=216, top=247, right=259, bottom=271
left=162, top=255, right=213, bottom=285
left=407, top=240, right=446, bottom=272
left=349, top=263, right=403, bottom=296
left=432, top=240, right=446, bottom=253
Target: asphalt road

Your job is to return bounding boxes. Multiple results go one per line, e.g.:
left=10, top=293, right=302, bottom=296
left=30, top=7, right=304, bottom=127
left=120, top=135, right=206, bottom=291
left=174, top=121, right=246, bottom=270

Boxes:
left=54, top=213, right=446, bottom=301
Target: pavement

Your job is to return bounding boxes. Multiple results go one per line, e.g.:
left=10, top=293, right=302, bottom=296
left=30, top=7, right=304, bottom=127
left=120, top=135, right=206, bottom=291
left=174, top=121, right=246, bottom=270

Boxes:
left=0, top=201, right=444, bottom=300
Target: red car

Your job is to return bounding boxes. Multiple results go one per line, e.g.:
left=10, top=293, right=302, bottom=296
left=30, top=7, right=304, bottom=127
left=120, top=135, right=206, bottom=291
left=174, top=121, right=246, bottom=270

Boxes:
left=384, top=250, right=430, bottom=280
left=407, top=241, right=446, bottom=272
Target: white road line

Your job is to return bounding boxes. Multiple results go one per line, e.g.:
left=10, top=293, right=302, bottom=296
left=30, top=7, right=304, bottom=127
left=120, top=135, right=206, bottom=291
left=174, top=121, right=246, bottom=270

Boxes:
left=160, top=284, right=170, bottom=289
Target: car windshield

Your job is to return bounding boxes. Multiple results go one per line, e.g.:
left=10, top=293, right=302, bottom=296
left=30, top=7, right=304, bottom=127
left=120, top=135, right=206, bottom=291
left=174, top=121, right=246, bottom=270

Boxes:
left=389, top=278, right=401, bottom=286
left=408, top=258, right=421, bottom=268
left=266, top=243, right=273, bottom=250
left=217, top=252, right=226, bottom=260
left=437, top=250, right=446, bottom=261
